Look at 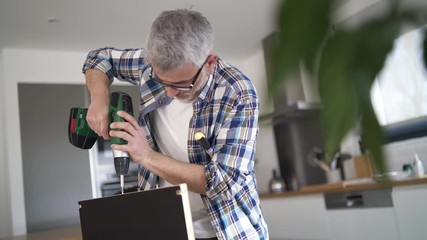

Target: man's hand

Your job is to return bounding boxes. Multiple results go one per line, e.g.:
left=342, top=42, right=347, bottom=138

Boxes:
left=109, top=111, right=153, bottom=164
left=86, top=99, right=110, bottom=140
left=110, top=111, right=207, bottom=194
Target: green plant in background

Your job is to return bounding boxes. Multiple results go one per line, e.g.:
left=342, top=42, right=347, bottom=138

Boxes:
left=270, top=0, right=427, bottom=172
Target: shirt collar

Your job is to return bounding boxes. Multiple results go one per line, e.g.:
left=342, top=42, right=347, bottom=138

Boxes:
left=195, top=59, right=218, bottom=102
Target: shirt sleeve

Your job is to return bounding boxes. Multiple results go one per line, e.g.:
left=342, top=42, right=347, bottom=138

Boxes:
left=82, top=47, right=146, bottom=85
left=204, top=89, right=259, bottom=200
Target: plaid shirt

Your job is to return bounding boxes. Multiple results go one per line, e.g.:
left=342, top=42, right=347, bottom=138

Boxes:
left=83, top=48, right=269, bottom=240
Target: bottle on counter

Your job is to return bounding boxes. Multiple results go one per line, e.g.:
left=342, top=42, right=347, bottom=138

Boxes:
left=412, top=153, right=425, bottom=177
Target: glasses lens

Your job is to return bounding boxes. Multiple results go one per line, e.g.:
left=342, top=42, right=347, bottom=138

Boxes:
left=150, top=68, right=193, bottom=91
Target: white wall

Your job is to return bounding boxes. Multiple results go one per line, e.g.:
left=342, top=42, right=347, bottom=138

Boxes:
left=0, top=49, right=13, bottom=238
left=0, top=47, right=278, bottom=236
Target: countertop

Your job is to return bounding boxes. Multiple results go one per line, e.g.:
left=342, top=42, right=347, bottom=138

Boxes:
left=260, top=174, right=427, bottom=199
left=0, top=226, right=81, bottom=240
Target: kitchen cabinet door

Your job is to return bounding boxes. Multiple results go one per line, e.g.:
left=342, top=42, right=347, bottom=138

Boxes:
left=324, top=189, right=399, bottom=240
left=261, top=194, right=330, bottom=240
left=393, top=184, right=427, bottom=240
left=327, top=208, right=399, bottom=240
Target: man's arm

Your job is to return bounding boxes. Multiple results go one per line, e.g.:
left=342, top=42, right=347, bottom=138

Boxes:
left=82, top=47, right=146, bottom=139
left=204, top=93, right=259, bottom=200
left=110, top=111, right=207, bottom=194
left=85, top=69, right=111, bottom=139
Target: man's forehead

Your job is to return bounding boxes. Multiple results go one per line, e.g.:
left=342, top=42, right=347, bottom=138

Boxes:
left=152, top=62, right=196, bottom=73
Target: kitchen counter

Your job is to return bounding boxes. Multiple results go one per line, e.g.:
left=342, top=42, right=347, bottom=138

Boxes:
left=3, top=177, right=426, bottom=240
left=261, top=176, right=427, bottom=240
left=260, top=174, right=427, bottom=199
left=0, top=226, right=81, bottom=240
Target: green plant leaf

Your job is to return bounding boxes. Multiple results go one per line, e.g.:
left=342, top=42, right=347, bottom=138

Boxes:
left=344, top=15, right=401, bottom=172
left=269, top=0, right=332, bottom=96
left=317, top=31, right=359, bottom=159
left=317, top=12, right=401, bottom=164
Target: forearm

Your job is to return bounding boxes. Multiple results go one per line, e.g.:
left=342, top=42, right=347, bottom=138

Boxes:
left=143, top=151, right=206, bottom=194
left=85, top=69, right=110, bottom=103
left=85, top=69, right=111, bottom=139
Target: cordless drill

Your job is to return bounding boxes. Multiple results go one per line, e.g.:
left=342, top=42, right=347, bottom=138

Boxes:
left=109, top=92, right=133, bottom=194
left=68, top=91, right=134, bottom=194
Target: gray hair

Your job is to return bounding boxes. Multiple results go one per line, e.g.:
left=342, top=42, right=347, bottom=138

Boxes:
left=145, top=9, right=214, bottom=72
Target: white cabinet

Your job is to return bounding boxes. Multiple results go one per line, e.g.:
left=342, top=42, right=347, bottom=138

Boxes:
left=261, top=184, right=427, bottom=240
left=261, top=194, right=330, bottom=240
left=327, top=208, right=399, bottom=240
left=324, top=189, right=399, bottom=240
left=393, top=184, right=427, bottom=240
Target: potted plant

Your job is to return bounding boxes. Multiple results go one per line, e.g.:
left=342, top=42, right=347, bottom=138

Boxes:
left=269, top=0, right=427, bottom=172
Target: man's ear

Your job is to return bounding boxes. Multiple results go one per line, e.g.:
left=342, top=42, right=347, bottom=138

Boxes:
left=207, top=54, right=218, bottom=68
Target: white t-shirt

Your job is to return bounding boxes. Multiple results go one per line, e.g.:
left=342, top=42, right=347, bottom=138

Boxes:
left=151, top=98, right=216, bottom=239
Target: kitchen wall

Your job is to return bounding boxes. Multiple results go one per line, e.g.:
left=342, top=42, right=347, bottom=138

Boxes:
left=384, top=136, right=427, bottom=172
left=0, top=47, right=278, bottom=237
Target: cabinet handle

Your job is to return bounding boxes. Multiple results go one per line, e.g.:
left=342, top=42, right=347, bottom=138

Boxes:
left=346, top=195, right=363, bottom=207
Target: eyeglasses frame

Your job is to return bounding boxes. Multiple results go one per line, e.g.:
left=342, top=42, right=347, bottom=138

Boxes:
left=149, top=57, right=209, bottom=91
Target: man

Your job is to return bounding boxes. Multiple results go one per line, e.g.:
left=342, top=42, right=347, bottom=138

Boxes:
left=82, top=9, right=268, bottom=240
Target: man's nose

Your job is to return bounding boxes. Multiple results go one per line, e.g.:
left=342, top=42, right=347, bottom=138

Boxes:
left=165, top=87, right=180, bottom=97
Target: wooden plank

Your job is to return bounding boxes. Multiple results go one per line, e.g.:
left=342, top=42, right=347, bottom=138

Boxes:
left=78, top=184, right=194, bottom=240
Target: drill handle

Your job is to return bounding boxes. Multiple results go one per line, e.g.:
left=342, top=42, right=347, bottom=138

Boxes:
left=110, top=92, right=134, bottom=145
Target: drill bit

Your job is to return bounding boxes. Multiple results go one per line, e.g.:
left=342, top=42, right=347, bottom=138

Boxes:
left=120, top=174, right=125, bottom=194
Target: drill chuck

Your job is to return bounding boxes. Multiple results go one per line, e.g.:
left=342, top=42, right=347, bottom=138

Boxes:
left=114, top=157, right=130, bottom=175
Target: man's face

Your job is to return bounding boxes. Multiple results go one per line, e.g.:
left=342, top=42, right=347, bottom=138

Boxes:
left=151, top=56, right=214, bottom=102
left=171, top=69, right=208, bottom=102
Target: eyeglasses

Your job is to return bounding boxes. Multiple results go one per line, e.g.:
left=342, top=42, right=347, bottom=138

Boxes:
left=149, top=57, right=209, bottom=91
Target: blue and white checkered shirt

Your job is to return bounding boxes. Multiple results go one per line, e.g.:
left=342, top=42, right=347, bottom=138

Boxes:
left=83, top=48, right=269, bottom=240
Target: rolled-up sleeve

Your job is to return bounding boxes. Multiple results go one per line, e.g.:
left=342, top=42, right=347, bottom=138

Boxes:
left=205, top=91, right=259, bottom=200
left=82, top=47, right=146, bottom=85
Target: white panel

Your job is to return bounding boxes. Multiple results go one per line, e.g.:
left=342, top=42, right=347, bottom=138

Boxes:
left=327, top=208, right=399, bottom=240
left=0, top=50, right=12, bottom=238
left=393, top=184, right=427, bottom=240
left=261, top=194, right=330, bottom=240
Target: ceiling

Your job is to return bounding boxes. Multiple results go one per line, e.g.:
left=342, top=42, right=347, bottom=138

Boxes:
left=0, top=0, right=281, bottom=60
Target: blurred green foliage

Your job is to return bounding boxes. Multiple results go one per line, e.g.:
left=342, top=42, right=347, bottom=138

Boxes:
left=270, top=0, right=427, bottom=172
